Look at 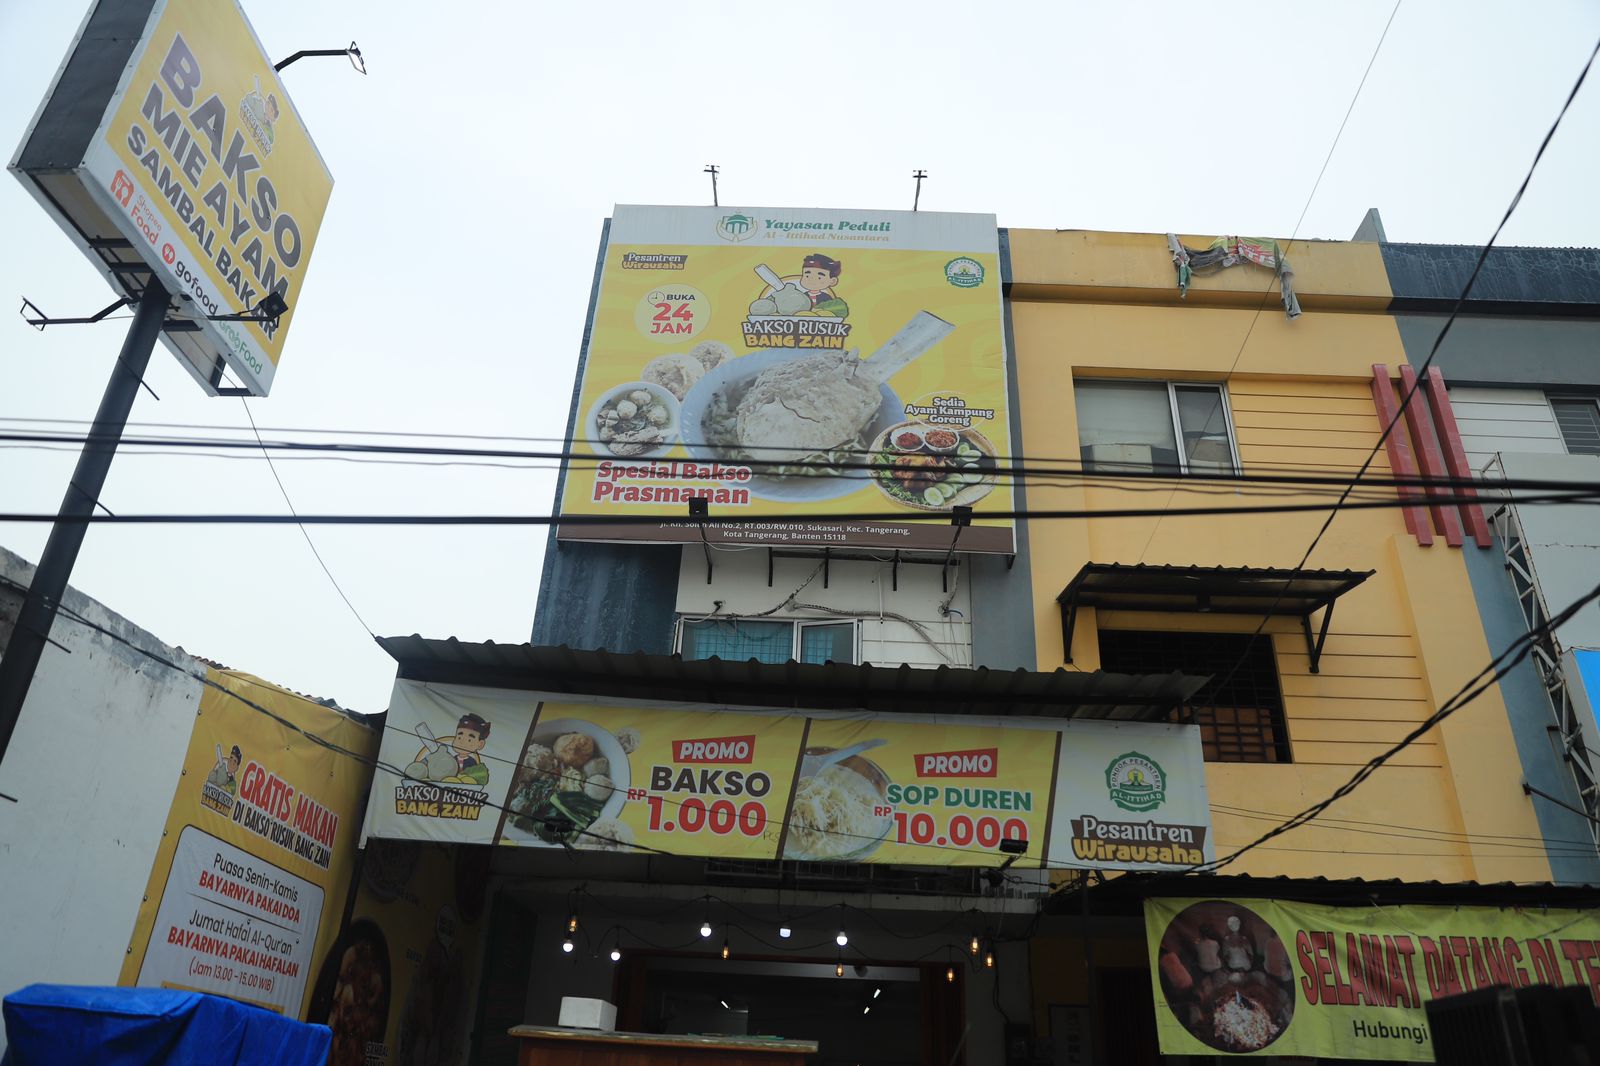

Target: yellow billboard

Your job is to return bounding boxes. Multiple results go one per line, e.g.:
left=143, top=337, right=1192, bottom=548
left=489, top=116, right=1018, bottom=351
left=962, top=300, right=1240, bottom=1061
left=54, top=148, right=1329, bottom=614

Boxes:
left=363, top=681, right=1213, bottom=871
left=555, top=206, right=1014, bottom=553
left=119, top=668, right=378, bottom=1019
left=13, top=0, right=333, bottom=396
left=1144, top=896, right=1600, bottom=1059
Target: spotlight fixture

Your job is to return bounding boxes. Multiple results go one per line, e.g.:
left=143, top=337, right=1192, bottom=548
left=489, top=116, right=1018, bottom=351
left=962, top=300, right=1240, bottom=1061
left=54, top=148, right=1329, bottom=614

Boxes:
left=609, top=948, right=621, bottom=962
left=561, top=938, right=574, bottom=954
left=720, top=1000, right=730, bottom=1010
left=862, top=1006, right=871, bottom=1015
left=872, top=987, right=881, bottom=999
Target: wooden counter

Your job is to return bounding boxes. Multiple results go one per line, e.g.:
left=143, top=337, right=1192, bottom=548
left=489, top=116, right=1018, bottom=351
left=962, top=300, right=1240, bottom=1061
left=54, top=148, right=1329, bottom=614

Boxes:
left=509, top=1025, right=817, bottom=1065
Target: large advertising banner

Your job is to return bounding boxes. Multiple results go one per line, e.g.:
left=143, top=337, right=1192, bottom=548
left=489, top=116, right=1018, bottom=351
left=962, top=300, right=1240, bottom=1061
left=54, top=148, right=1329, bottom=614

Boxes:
left=1144, top=897, right=1600, bottom=1060
left=309, top=840, right=490, bottom=1066
left=362, top=681, right=1212, bottom=872
left=120, top=669, right=379, bottom=1018
left=555, top=205, right=1014, bottom=553
left=12, top=0, right=333, bottom=396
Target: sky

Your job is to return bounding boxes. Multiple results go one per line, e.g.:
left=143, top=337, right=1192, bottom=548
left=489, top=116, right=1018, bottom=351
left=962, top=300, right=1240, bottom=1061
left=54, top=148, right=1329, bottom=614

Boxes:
left=2, top=0, right=1598, bottom=715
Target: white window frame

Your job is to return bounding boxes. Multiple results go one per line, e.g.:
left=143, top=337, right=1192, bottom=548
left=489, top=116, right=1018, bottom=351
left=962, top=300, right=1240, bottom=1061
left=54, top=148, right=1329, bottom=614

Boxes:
left=675, top=616, right=862, bottom=665
left=1076, top=379, right=1242, bottom=476
left=1550, top=395, right=1600, bottom=457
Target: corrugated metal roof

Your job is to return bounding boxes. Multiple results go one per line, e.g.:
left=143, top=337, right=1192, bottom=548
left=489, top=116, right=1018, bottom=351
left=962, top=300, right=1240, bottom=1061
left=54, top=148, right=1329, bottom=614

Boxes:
left=1058, top=563, right=1374, bottom=616
left=376, top=637, right=1210, bottom=721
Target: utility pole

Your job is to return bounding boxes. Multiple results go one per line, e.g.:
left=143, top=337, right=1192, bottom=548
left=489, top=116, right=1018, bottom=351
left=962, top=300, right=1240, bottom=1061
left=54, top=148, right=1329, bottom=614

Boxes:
left=705, top=164, right=720, bottom=207
left=0, top=282, right=171, bottom=765
left=912, top=169, right=927, bottom=211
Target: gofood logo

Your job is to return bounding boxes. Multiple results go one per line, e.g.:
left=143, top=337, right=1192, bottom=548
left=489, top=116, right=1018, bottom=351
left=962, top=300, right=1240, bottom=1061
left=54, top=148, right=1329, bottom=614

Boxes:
left=914, top=748, right=997, bottom=778
left=715, top=213, right=761, bottom=242
left=1105, top=752, right=1166, bottom=812
left=673, top=735, right=756, bottom=764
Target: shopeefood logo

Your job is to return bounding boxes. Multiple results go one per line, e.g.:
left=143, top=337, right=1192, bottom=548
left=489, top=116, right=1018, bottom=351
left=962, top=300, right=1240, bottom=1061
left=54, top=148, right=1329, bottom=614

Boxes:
left=1105, top=751, right=1166, bottom=812
left=715, top=213, right=761, bottom=242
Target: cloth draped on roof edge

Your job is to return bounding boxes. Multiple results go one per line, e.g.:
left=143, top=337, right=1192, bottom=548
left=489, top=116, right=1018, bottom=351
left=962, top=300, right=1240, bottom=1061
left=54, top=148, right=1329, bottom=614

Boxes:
left=1, top=986, right=331, bottom=1066
left=1167, top=234, right=1302, bottom=319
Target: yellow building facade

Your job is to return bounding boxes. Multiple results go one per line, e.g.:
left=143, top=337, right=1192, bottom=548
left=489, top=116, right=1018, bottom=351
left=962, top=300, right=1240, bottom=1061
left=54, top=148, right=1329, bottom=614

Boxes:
left=1008, top=229, right=1550, bottom=885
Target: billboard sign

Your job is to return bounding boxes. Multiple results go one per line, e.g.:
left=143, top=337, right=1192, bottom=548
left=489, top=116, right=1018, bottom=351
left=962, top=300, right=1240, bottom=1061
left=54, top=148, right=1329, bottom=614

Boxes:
left=555, top=205, right=1014, bottom=553
left=11, top=0, right=334, bottom=396
left=120, top=669, right=378, bottom=1018
left=362, top=681, right=1211, bottom=871
left=1144, top=896, right=1600, bottom=1060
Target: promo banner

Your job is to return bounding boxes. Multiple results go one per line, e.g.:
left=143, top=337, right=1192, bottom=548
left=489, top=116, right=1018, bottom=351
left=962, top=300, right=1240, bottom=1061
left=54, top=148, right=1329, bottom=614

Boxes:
left=120, top=668, right=379, bottom=1018
left=1144, top=896, right=1600, bottom=1060
left=362, top=681, right=1212, bottom=872
left=555, top=205, right=1014, bottom=553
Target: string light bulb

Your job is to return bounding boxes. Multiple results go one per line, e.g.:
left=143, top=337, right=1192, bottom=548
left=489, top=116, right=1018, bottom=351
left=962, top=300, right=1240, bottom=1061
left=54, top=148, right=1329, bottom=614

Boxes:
left=835, top=930, right=849, bottom=947
left=779, top=923, right=792, bottom=939
left=984, top=946, right=995, bottom=969
left=835, top=961, right=845, bottom=978
left=946, top=965, right=955, bottom=983
left=721, top=938, right=731, bottom=960
left=969, top=935, right=980, bottom=956
left=567, top=914, right=579, bottom=934
left=700, top=920, right=713, bottom=938
left=561, top=938, right=574, bottom=954
left=609, top=947, right=621, bottom=962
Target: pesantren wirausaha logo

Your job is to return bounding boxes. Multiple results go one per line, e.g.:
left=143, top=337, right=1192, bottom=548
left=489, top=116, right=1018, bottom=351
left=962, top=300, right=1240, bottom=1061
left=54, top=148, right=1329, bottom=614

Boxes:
left=1106, top=751, right=1166, bottom=812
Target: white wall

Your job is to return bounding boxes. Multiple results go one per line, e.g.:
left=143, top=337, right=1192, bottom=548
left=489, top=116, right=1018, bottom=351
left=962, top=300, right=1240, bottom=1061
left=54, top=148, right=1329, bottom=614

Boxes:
left=1448, top=386, right=1567, bottom=473
left=675, top=546, right=973, bottom=668
left=0, top=546, right=201, bottom=1046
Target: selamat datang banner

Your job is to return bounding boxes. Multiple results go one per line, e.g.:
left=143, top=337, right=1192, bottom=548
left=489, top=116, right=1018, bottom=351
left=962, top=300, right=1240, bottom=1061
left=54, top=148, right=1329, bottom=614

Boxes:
left=554, top=205, right=1014, bottom=553
left=361, top=681, right=1212, bottom=871
left=1144, top=896, right=1600, bottom=1060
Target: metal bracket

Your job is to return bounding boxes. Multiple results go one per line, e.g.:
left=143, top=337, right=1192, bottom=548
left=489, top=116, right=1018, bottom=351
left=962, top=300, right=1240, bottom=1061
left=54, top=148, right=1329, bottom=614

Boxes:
left=942, top=506, right=972, bottom=592
left=1300, top=599, right=1338, bottom=674
left=823, top=547, right=831, bottom=589
left=20, top=296, right=129, bottom=330
left=892, top=550, right=900, bottom=592
left=1060, top=600, right=1079, bottom=663
left=767, top=548, right=774, bottom=588
left=687, top=499, right=712, bottom=584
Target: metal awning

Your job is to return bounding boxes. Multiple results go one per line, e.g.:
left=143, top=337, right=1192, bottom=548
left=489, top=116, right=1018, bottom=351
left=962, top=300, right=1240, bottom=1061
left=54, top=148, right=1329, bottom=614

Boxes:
left=1055, top=563, right=1375, bottom=674
left=376, top=637, right=1212, bottom=722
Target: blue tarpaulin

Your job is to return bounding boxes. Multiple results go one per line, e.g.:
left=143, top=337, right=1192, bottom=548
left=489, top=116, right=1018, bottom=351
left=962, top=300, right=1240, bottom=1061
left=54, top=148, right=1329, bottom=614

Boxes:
left=2, top=985, right=331, bottom=1066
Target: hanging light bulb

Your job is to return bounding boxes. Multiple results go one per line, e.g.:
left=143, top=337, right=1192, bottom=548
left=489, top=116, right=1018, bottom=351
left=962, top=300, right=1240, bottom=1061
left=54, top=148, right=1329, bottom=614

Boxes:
left=561, top=938, right=574, bottom=954
left=835, top=930, right=849, bottom=948
left=984, top=946, right=995, bottom=969
left=969, top=935, right=980, bottom=956
left=721, top=938, right=731, bottom=960
left=835, top=961, right=845, bottom=978
left=946, top=965, right=955, bottom=983
left=778, top=923, right=792, bottom=939
left=609, top=947, right=621, bottom=962
left=700, top=920, right=713, bottom=938
left=567, top=914, right=579, bottom=934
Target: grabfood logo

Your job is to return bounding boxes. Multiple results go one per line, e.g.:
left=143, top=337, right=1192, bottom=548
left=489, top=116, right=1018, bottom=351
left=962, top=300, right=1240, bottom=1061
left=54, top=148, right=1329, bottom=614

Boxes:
left=715, top=213, right=761, bottom=242
left=1106, top=751, right=1166, bottom=812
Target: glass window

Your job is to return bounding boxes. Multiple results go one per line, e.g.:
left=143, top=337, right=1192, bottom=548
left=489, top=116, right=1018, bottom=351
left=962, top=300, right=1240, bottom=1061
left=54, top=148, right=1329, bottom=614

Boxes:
left=798, top=622, right=855, bottom=665
left=680, top=620, right=794, bottom=664
left=1174, top=385, right=1236, bottom=474
left=1074, top=381, right=1179, bottom=472
left=1075, top=380, right=1237, bottom=475
left=1552, top=397, right=1600, bottom=456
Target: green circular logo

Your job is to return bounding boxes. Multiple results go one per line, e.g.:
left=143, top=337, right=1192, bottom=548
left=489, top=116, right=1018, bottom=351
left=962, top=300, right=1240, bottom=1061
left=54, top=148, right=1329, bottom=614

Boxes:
left=1105, top=751, right=1167, bottom=812
left=945, top=257, right=984, bottom=288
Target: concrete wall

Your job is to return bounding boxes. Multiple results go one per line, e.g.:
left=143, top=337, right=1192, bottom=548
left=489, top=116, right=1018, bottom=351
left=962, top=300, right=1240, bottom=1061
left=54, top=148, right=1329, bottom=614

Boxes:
left=1447, top=386, right=1566, bottom=472
left=673, top=547, right=973, bottom=669
left=0, top=546, right=202, bottom=1046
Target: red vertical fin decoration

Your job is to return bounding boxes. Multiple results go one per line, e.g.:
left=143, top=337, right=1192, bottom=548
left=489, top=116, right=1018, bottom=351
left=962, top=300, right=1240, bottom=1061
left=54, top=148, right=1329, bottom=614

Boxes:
left=1398, top=364, right=1464, bottom=547
left=1370, top=364, right=1434, bottom=546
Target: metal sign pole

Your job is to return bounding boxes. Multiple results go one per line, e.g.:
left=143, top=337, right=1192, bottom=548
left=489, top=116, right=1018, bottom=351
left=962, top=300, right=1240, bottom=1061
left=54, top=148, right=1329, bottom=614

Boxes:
left=0, top=282, right=171, bottom=767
